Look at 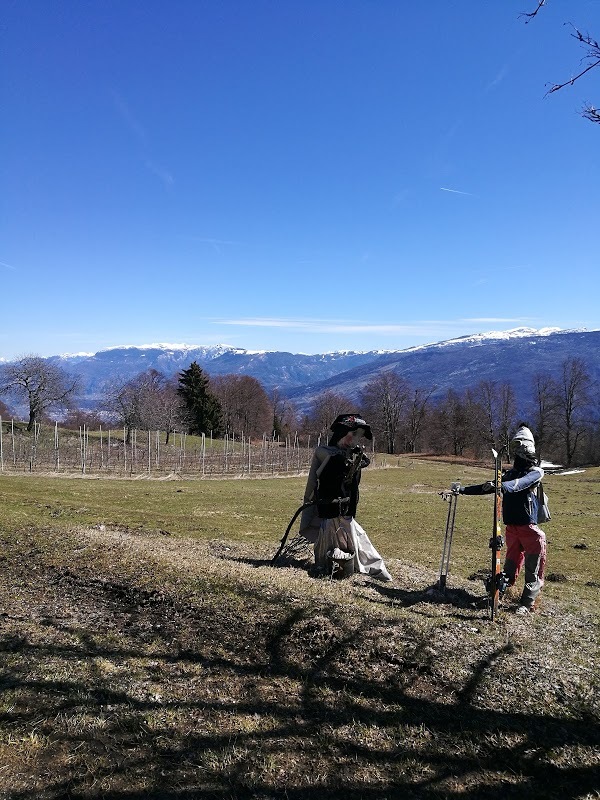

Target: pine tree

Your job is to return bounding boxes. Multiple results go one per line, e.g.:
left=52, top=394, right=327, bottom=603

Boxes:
left=177, top=362, right=222, bottom=436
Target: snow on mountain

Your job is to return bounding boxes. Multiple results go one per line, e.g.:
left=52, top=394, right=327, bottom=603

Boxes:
left=3, top=327, right=599, bottom=414
left=58, top=343, right=244, bottom=360
left=401, top=326, right=567, bottom=353
left=284, top=327, right=600, bottom=412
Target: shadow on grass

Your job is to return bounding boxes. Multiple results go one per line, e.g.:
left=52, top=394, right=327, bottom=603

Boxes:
left=1, top=565, right=598, bottom=800
left=228, top=555, right=278, bottom=568
left=233, top=552, right=486, bottom=614
left=365, top=580, right=485, bottom=611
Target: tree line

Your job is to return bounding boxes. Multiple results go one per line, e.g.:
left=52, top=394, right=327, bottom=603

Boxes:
left=297, top=358, right=597, bottom=467
left=0, top=357, right=289, bottom=444
left=0, top=354, right=597, bottom=467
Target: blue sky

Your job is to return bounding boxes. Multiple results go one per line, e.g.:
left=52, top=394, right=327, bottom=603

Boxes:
left=2, top=0, right=599, bottom=359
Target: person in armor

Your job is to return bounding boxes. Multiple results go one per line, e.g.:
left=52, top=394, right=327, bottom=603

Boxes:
left=457, top=424, right=547, bottom=614
left=299, top=414, right=392, bottom=581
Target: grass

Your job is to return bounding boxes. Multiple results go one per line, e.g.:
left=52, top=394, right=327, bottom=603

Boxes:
left=1, top=458, right=597, bottom=600
left=0, top=458, right=598, bottom=799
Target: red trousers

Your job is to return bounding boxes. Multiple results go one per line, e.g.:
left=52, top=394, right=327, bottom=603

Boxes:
left=504, top=523, right=546, bottom=608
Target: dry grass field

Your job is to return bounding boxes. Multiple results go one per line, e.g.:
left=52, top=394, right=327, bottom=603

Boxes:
left=0, top=458, right=598, bottom=799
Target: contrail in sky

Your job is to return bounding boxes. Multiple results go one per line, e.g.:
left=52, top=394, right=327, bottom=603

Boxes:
left=440, top=187, right=473, bottom=196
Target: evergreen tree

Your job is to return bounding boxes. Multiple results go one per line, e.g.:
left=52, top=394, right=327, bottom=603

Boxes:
left=177, top=362, right=222, bottom=435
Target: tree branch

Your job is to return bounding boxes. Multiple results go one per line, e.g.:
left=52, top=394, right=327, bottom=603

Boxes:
left=546, top=57, right=600, bottom=95
left=582, top=103, right=600, bottom=123
left=543, top=25, right=600, bottom=123
left=521, top=1, right=546, bottom=23
left=523, top=9, right=600, bottom=124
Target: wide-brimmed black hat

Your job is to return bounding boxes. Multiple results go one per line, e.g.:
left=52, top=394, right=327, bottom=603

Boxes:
left=330, top=414, right=372, bottom=440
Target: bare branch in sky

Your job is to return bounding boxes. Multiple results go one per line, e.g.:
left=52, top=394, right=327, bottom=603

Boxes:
left=521, top=1, right=546, bottom=23
left=523, top=6, right=600, bottom=124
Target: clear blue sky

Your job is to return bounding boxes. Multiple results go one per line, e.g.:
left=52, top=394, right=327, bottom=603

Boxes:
left=2, top=0, right=599, bottom=360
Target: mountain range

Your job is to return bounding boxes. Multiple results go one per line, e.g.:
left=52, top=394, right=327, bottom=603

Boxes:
left=37, top=326, right=599, bottom=413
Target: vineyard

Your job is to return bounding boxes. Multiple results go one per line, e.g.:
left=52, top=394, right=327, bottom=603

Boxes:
left=0, top=419, right=385, bottom=477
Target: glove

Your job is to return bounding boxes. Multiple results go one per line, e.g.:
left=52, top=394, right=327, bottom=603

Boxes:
left=481, top=480, right=496, bottom=493
left=450, top=482, right=462, bottom=495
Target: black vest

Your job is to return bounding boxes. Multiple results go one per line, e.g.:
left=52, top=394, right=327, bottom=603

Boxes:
left=316, top=447, right=369, bottom=519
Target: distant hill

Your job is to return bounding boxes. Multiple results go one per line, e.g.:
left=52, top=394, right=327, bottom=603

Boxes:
left=284, top=328, right=600, bottom=411
left=47, top=344, right=382, bottom=409
left=7, top=327, right=599, bottom=413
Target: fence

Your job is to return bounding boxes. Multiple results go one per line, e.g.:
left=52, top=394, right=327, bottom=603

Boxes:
left=0, top=419, right=339, bottom=478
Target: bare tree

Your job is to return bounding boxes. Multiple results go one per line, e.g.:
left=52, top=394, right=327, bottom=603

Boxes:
left=498, top=382, right=518, bottom=455
left=148, top=378, right=184, bottom=444
left=132, top=371, right=184, bottom=443
left=210, top=374, right=272, bottom=438
left=271, top=388, right=298, bottom=438
left=304, top=389, right=355, bottom=440
left=402, top=385, right=435, bottom=453
left=471, top=379, right=516, bottom=455
left=0, top=355, right=79, bottom=431
left=523, top=2, right=600, bottom=123
left=529, top=371, right=560, bottom=460
left=432, top=389, right=472, bottom=457
left=582, top=395, right=600, bottom=464
left=102, top=369, right=186, bottom=443
left=360, top=371, right=409, bottom=454
left=63, top=408, right=105, bottom=430
left=472, top=380, right=497, bottom=451
left=101, top=377, right=143, bottom=444
left=554, top=357, right=592, bottom=465
left=0, top=398, right=14, bottom=419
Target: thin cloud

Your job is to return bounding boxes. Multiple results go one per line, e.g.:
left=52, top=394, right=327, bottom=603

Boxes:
left=484, top=63, right=509, bottom=93
left=145, top=160, right=174, bottom=189
left=216, top=317, right=532, bottom=337
left=0, top=261, right=17, bottom=271
left=463, top=317, right=530, bottom=324
left=219, top=317, right=433, bottom=334
left=440, top=187, right=474, bottom=196
left=187, top=237, right=244, bottom=255
left=112, top=91, right=147, bottom=146
left=442, top=120, right=462, bottom=142
left=112, top=91, right=174, bottom=189
left=194, top=238, right=241, bottom=246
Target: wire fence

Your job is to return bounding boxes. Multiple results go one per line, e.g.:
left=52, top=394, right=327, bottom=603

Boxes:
left=0, top=419, right=346, bottom=478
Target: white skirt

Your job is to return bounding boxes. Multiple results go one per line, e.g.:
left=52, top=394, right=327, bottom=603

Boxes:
left=314, top=516, right=392, bottom=582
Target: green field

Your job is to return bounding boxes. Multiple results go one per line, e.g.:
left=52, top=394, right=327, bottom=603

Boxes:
left=0, top=459, right=598, bottom=799
left=1, top=458, right=597, bottom=602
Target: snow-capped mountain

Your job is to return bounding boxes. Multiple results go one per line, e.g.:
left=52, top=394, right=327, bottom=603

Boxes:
left=5, top=327, right=599, bottom=412
left=46, top=342, right=382, bottom=408
left=285, top=327, right=600, bottom=411
left=401, top=326, right=565, bottom=351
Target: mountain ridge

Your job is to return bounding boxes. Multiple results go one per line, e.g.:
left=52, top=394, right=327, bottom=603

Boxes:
left=3, top=327, right=599, bottom=414
left=53, top=325, right=585, bottom=361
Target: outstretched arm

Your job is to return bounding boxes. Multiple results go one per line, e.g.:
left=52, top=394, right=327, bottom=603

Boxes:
left=502, top=466, right=544, bottom=493
left=460, top=481, right=496, bottom=496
